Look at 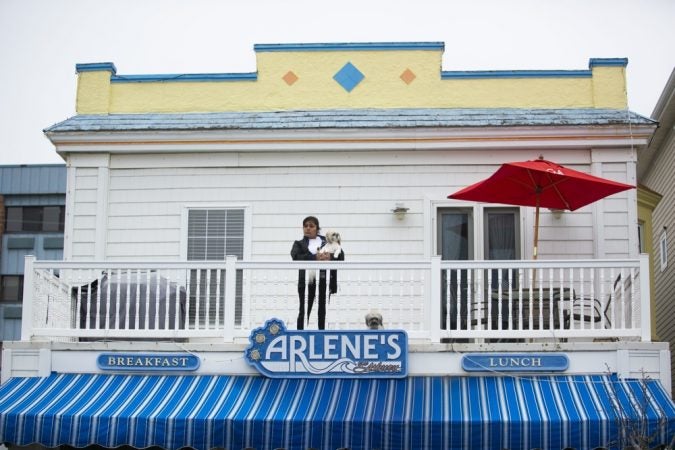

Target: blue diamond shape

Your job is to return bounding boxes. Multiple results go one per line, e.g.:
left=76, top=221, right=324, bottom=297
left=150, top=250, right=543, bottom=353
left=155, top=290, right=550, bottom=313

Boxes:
left=333, top=62, right=364, bottom=92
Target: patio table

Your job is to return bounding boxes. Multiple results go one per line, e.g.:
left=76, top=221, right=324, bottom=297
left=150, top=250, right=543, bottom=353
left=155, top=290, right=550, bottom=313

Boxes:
left=480, top=287, right=574, bottom=330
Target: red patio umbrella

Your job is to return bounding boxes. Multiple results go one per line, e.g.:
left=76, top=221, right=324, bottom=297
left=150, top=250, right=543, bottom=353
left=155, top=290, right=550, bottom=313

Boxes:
left=448, top=157, right=635, bottom=259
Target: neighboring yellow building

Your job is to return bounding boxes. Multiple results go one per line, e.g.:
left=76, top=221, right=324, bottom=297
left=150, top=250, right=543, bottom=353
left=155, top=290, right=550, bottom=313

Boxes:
left=637, top=185, right=662, bottom=342
left=639, top=68, right=675, bottom=396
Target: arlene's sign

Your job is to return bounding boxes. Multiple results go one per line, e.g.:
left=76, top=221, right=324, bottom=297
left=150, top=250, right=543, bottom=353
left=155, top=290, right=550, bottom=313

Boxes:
left=245, top=319, right=408, bottom=378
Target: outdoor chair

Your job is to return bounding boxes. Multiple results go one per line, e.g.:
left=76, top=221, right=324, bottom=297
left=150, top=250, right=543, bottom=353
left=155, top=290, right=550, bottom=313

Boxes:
left=563, top=273, right=624, bottom=328
left=466, top=299, right=527, bottom=343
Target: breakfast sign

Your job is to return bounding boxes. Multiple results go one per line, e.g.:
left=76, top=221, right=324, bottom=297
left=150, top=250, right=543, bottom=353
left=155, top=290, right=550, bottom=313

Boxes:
left=245, top=319, right=408, bottom=378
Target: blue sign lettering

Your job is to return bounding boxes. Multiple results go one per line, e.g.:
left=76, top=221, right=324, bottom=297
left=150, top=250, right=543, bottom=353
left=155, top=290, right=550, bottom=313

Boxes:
left=462, top=353, right=569, bottom=372
left=97, top=353, right=200, bottom=372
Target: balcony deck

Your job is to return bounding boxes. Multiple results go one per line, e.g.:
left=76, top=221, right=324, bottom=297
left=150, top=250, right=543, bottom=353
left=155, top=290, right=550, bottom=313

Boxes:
left=21, top=255, right=651, bottom=345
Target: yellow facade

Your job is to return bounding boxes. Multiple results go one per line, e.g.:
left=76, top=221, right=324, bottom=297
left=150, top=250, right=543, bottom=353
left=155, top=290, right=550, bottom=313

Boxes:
left=75, top=43, right=628, bottom=114
left=591, top=65, right=628, bottom=109
left=637, top=186, right=663, bottom=341
left=77, top=70, right=113, bottom=114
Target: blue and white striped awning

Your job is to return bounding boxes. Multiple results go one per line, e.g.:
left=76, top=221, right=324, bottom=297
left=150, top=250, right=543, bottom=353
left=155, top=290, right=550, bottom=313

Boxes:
left=1, top=373, right=674, bottom=450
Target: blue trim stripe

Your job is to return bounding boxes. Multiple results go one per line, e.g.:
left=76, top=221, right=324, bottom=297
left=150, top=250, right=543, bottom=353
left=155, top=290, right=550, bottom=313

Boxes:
left=75, top=62, right=117, bottom=74
left=589, top=58, right=629, bottom=68
left=111, top=72, right=257, bottom=83
left=442, top=70, right=591, bottom=79
left=254, top=42, right=445, bottom=52
left=0, top=373, right=673, bottom=450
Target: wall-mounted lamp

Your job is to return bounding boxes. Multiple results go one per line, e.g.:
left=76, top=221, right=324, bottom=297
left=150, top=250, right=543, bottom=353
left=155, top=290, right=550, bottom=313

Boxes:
left=548, top=208, right=564, bottom=219
left=391, top=202, right=409, bottom=220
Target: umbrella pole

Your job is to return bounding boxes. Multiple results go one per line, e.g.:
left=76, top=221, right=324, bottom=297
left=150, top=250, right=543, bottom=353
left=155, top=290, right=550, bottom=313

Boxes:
left=533, top=203, right=540, bottom=260
left=532, top=198, right=540, bottom=289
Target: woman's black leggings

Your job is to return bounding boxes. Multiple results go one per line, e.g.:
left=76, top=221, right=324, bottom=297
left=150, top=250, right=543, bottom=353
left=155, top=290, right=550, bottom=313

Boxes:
left=297, top=270, right=327, bottom=330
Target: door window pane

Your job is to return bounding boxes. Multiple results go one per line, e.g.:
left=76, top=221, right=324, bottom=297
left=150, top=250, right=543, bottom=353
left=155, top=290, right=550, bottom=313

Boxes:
left=485, top=209, right=519, bottom=289
left=485, top=212, right=517, bottom=260
left=438, top=209, right=472, bottom=330
left=439, top=211, right=471, bottom=260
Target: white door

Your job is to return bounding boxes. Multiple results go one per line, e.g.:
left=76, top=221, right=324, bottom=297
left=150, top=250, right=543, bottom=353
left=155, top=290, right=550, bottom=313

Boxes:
left=437, top=207, right=519, bottom=329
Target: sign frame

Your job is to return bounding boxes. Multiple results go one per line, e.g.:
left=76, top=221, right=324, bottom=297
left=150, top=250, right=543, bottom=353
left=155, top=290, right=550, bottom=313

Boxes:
left=245, top=319, right=408, bottom=378
left=462, top=353, right=569, bottom=372
left=97, top=353, right=201, bottom=372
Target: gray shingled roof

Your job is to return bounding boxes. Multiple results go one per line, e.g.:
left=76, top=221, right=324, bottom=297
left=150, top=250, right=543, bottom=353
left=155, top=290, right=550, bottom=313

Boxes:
left=44, top=108, right=655, bottom=133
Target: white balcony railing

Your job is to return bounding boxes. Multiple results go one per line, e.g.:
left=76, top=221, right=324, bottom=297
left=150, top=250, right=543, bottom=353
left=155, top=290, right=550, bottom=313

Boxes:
left=21, top=255, right=651, bottom=344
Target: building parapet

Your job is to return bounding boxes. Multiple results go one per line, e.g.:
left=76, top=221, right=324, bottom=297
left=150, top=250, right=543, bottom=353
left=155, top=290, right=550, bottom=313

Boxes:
left=73, top=42, right=630, bottom=114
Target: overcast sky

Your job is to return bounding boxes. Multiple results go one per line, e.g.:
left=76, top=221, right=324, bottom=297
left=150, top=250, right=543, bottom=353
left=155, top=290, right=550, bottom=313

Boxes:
left=0, top=0, right=673, bottom=165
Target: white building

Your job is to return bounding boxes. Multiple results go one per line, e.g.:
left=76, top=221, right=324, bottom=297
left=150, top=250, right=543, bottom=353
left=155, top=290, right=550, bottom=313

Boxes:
left=1, top=43, right=673, bottom=450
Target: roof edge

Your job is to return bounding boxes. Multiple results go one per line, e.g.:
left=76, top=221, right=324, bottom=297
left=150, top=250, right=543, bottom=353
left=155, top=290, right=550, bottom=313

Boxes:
left=253, top=42, right=445, bottom=52
left=43, top=108, right=658, bottom=135
left=589, top=58, right=629, bottom=68
left=111, top=73, right=258, bottom=83
left=442, top=70, right=591, bottom=79
left=76, top=62, right=117, bottom=74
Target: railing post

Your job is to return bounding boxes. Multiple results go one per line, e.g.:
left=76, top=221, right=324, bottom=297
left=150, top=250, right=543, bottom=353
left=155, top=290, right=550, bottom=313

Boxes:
left=429, top=256, right=441, bottom=343
left=639, top=253, right=651, bottom=342
left=21, top=255, right=36, bottom=341
left=223, top=255, right=237, bottom=343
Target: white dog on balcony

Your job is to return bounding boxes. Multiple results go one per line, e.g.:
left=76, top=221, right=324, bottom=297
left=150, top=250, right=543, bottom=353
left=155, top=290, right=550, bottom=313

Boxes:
left=365, top=311, right=384, bottom=330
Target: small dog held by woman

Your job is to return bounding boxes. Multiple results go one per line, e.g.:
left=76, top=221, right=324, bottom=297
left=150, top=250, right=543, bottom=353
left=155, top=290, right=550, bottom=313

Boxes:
left=318, top=229, right=343, bottom=259
left=307, top=229, right=342, bottom=283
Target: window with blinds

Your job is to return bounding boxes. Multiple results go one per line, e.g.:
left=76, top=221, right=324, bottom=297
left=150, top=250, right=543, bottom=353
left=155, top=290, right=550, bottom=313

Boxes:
left=187, top=209, right=244, bottom=327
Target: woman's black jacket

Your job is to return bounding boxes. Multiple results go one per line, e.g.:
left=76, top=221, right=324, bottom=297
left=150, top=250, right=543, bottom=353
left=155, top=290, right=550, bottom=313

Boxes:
left=290, top=236, right=344, bottom=294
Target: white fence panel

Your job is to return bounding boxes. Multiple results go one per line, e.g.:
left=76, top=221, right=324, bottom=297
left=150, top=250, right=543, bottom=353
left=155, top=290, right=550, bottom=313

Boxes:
left=23, top=256, right=649, bottom=344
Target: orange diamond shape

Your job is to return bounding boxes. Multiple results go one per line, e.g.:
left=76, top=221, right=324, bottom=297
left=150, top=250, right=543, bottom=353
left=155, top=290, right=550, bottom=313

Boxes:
left=282, top=71, right=298, bottom=86
left=400, top=68, right=416, bottom=85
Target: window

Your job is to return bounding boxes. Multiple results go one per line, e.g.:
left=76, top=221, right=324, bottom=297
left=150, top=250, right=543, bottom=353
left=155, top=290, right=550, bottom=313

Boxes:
left=660, top=229, right=668, bottom=272
left=637, top=221, right=645, bottom=253
left=484, top=209, right=520, bottom=290
left=43, top=206, right=64, bottom=232
left=187, top=209, right=245, bottom=327
left=5, top=206, right=65, bottom=232
left=188, top=209, right=244, bottom=260
left=0, top=275, right=23, bottom=302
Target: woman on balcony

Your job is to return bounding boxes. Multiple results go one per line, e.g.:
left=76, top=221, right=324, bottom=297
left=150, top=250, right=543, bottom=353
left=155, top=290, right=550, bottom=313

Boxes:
left=290, top=216, right=343, bottom=330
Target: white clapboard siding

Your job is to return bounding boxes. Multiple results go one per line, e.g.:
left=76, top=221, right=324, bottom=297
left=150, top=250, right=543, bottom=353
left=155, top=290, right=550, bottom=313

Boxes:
left=71, top=242, right=95, bottom=257
left=103, top=163, right=460, bottom=260
left=70, top=167, right=100, bottom=259
left=62, top=152, right=634, bottom=264
left=72, top=216, right=97, bottom=229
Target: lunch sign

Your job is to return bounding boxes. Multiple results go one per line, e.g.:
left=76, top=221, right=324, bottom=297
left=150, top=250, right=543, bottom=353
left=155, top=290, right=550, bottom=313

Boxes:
left=245, top=319, right=408, bottom=378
